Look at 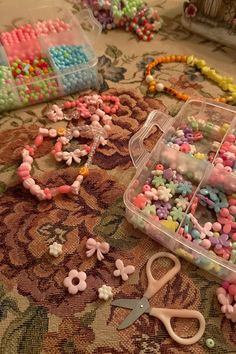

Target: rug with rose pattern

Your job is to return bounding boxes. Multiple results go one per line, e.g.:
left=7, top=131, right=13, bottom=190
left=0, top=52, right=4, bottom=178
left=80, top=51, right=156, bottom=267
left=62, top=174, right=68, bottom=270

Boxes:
left=0, top=0, right=236, bottom=353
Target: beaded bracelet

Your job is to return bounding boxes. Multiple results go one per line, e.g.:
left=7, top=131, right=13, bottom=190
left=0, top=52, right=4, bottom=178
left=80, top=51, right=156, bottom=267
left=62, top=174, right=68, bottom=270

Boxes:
left=145, top=55, right=236, bottom=104
left=112, top=0, right=145, bottom=19
left=18, top=94, right=120, bottom=200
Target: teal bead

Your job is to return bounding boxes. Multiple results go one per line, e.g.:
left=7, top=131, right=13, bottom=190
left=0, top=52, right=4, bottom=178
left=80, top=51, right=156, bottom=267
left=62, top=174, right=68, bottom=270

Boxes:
left=191, top=229, right=201, bottom=239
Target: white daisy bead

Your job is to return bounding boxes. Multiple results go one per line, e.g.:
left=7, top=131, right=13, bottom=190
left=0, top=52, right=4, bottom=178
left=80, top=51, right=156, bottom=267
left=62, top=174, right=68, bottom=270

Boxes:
left=98, top=285, right=113, bottom=301
left=49, top=242, right=63, bottom=257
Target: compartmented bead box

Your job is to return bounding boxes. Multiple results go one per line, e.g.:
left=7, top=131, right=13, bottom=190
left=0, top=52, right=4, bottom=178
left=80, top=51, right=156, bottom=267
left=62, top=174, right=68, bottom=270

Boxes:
left=0, top=4, right=101, bottom=112
left=125, top=99, right=236, bottom=281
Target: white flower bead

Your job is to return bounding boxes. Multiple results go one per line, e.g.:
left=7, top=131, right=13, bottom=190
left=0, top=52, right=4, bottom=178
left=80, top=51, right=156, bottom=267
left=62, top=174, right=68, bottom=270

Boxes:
left=22, top=149, right=29, bottom=158
left=76, top=175, right=84, bottom=182
left=175, top=196, right=189, bottom=211
left=146, top=75, right=154, bottom=83
left=176, top=130, right=184, bottom=137
left=49, top=242, right=63, bottom=257
left=98, top=285, right=113, bottom=301
left=58, top=137, right=70, bottom=145
left=71, top=181, right=81, bottom=195
left=156, top=83, right=164, bottom=92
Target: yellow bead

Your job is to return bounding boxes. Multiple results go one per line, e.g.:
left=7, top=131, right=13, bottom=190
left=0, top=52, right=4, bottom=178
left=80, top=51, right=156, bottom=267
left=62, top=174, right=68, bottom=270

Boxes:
left=57, top=127, right=65, bottom=136
left=187, top=55, right=194, bottom=65
left=176, top=248, right=194, bottom=262
left=201, top=66, right=210, bottom=75
left=149, top=80, right=156, bottom=86
left=79, top=166, right=89, bottom=177
left=160, top=220, right=179, bottom=232
left=193, top=152, right=206, bottom=160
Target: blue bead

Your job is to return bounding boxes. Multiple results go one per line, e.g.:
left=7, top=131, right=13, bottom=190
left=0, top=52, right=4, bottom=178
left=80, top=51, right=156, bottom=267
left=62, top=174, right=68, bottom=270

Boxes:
left=191, top=229, right=200, bottom=239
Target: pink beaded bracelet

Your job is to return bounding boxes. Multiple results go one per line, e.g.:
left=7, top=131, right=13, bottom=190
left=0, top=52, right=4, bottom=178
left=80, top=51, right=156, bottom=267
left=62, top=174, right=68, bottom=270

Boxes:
left=18, top=94, right=120, bottom=200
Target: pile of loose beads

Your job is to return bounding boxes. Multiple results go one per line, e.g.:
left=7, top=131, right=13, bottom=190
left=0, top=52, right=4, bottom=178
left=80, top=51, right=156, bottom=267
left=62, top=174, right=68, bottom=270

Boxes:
left=217, top=281, right=236, bottom=322
left=132, top=163, right=196, bottom=232
left=164, top=117, right=230, bottom=162
left=0, top=65, right=19, bottom=110
left=48, top=45, right=97, bottom=94
left=179, top=185, right=236, bottom=263
left=0, top=20, right=71, bottom=46
left=11, top=57, right=53, bottom=80
left=145, top=55, right=236, bottom=104
left=81, top=0, right=162, bottom=40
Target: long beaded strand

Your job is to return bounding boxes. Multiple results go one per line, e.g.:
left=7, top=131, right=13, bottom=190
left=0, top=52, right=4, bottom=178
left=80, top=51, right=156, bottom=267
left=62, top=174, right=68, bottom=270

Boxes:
left=145, top=55, right=236, bottom=105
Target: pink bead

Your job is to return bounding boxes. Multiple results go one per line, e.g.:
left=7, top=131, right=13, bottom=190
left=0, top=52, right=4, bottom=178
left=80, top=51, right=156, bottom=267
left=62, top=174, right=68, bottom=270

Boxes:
left=228, top=284, right=236, bottom=296
left=200, top=239, right=211, bottom=249
left=229, top=145, right=236, bottom=154
left=57, top=185, right=71, bottom=194
left=231, top=233, right=236, bottom=241
left=54, top=141, right=62, bottom=152
left=222, top=281, right=230, bottom=290
left=229, top=205, right=236, bottom=215
left=34, top=134, right=43, bottom=146
left=223, top=223, right=232, bottom=234
left=18, top=169, right=30, bottom=178
left=64, top=101, right=72, bottom=109
left=226, top=134, right=235, bottom=143
left=220, top=208, right=230, bottom=218
left=212, top=222, right=222, bottom=232
left=229, top=198, right=236, bottom=206
left=104, top=106, right=111, bottom=114
left=143, top=184, right=151, bottom=192
left=225, top=160, right=234, bottom=167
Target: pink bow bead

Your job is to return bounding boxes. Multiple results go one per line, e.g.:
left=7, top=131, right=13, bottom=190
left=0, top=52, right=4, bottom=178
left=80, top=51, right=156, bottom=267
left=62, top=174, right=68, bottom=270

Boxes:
left=63, top=270, right=87, bottom=295
left=113, top=259, right=135, bottom=281
left=47, top=104, right=64, bottom=122
left=225, top=304, right=236, bottom=322
left=217, top=287, right=234, bottom=314
left=86, top=238, right=110, bottom=261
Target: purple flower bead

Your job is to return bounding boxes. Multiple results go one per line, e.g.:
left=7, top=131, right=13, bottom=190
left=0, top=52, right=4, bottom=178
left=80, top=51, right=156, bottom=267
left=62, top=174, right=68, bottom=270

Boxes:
left=163, top=168, right=173, bottom=181
left=209, top=234, right=231, bottom=250
left=183, top=127, right=193, bottom=134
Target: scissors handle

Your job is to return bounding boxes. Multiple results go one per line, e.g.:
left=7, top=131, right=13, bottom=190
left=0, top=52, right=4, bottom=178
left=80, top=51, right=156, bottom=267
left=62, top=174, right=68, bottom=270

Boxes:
left=144, top=252, right=181, bottom=299
left=149, top=307, right=205, bottom=345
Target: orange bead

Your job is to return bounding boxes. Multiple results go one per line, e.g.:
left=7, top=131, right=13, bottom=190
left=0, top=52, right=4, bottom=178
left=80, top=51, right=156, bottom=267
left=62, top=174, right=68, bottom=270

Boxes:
left=149, top=86, right=156, bottom=93
left=149, top=80, right=156, bottom=86
left=170, top=55, right=176, bottom=61
left=176, top=55, right=182, bottom=61
left=219, top=97, right=227, bottom=103
left=165, top=56, right=171, bottom=63
left=57, top=127, right=65, bottom=136
left=79, top=166, right=89, bottom=177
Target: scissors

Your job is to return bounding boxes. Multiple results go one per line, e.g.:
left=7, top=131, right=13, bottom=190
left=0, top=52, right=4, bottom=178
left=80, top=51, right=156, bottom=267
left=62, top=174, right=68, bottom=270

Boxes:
left=112, top=252, right=205, bottom=345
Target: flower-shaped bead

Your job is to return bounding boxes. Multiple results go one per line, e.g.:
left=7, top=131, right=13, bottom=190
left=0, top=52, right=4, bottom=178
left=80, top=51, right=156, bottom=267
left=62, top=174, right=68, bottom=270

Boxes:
left=152, top=175, right=166, bottom=188
left=98, top=285, right=113, bottom=301
left=157, top=186, right=172, bottom=202
left=63, top=270, right=87, bottom=295
left=170, top=207, right=184, bottom=222
left=175, top=196, right=189, bottom=211
left=166, top=181, right=177, bottom=195
left=176, top=182, right=192, bottom=196
left=49, top=242, right=63, bottom=257
left=143, top=204, right=156, bottom=216
left=113, top=259, right=135, bottom=281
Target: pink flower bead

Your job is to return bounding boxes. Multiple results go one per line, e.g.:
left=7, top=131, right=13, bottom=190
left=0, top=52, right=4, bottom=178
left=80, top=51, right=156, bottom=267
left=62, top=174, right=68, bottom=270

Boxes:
left=222, top=281, right=230, bottom=290
left=231, top=233, right=236, bottom=241
left=201, top=239, right=211, bottom=249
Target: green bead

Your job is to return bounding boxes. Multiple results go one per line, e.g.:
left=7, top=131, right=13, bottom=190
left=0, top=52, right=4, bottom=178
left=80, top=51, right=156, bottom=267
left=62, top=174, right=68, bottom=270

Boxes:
left=205, top=338, right=215, bottom=349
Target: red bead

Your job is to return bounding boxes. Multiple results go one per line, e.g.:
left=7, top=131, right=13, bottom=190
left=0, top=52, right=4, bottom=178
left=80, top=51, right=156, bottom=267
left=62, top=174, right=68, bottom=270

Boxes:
left=58, top=185, right=71, bottom=194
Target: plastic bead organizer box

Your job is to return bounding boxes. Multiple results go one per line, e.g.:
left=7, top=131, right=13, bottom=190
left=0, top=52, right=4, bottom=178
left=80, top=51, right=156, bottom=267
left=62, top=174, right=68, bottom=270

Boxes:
left=0, top=4, right=101, bottom=112
left=125, top=99, right=236, bottom=282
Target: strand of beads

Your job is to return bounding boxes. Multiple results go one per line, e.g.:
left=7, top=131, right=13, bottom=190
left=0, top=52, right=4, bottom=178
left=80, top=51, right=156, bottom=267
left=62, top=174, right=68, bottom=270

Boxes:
left=112, top=0, right=145, bottom=19
left=17, top=124, right=105, bottom=200
left=145, top=55, right=236, bottom=104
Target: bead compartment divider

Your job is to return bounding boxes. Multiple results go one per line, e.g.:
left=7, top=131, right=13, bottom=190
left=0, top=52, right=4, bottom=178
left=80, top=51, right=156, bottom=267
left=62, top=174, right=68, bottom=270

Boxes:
left=125, top=98, right=236, bottom=281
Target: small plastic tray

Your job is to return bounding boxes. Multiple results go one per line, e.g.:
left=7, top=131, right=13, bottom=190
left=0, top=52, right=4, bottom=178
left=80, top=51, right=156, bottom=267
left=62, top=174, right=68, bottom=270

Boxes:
left=124, top=98, right=236, bottom=281
left=0, top=2, right=101, bottom=112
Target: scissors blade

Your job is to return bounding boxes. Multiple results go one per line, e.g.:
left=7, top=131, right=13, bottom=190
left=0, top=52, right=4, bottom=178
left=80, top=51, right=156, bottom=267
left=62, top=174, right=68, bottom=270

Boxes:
left=112, top=299, right=140, bottom=310
left=117, top=297, right=150, bottom=330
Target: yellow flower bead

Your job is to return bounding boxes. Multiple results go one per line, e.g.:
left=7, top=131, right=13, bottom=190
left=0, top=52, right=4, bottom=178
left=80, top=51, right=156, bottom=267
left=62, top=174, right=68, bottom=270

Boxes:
left=201, top=66, right=210, bottom=75
left=187, top=55, right=194, bottom=65
left=79, top=166, right=89, bottom=177
left=57, top=127, right=65, bottom=136
left=194, top=152, right=206, bottom=160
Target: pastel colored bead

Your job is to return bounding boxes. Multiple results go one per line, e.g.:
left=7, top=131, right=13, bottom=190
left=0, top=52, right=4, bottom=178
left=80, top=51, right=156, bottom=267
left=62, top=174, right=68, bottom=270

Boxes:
left=205, top=338, right=215, bottom=348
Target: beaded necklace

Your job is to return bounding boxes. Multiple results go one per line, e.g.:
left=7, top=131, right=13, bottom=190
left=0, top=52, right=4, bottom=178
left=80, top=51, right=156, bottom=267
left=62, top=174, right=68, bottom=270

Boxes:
left=145, top=55, right=236, bottom=105
left=18, top=94, right=120, bottom=200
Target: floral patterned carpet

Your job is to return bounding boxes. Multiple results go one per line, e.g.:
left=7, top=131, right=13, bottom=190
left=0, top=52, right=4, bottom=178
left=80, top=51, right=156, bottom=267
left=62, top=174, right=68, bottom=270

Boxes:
left=0, top=0, right=236, bottom=353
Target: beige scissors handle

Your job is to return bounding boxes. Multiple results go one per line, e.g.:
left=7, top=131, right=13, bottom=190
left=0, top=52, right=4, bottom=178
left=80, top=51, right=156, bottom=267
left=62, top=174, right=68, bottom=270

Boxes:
left=149, top=307, right=206, bottom=345
left=144, top=252, right=181, bottom=299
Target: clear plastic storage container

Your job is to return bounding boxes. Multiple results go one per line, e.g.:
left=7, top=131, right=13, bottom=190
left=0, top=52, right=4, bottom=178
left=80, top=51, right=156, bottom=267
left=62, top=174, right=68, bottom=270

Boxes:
left=0, top=2, right=101, bottom=112
left=125, top=98, right=236, bottom=281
